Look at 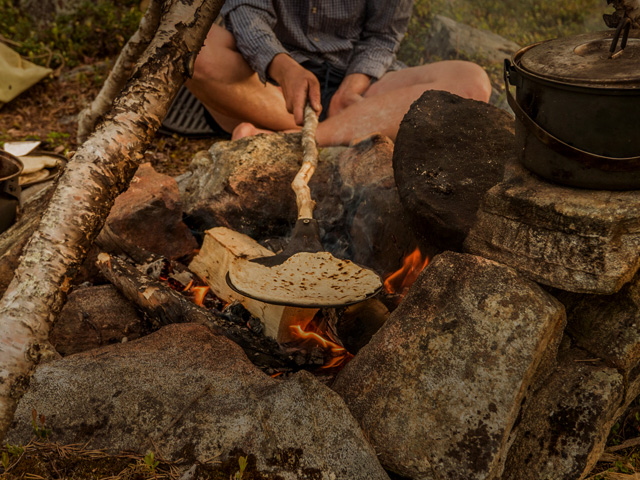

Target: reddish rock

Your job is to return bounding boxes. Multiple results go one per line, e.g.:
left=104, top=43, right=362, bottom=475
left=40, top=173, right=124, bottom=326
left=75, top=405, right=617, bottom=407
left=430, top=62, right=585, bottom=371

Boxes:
left=50, top=285, right=147, bottom=356
left=107, top=163, right=197, bottom=260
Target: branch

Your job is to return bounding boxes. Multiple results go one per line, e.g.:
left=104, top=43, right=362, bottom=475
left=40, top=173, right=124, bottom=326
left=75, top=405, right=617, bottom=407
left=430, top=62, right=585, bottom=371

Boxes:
left=76, top=0, right=163, bottom=142
left=0, top=0, right=224, bottom=441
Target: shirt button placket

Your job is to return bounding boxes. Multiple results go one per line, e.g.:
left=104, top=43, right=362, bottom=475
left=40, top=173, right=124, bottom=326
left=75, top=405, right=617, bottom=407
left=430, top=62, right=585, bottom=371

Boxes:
left=309, top=4, right=319, bottom=42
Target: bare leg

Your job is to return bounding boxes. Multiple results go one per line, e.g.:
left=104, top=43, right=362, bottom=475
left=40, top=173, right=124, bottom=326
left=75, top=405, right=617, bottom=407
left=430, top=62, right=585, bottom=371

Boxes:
left=186, top=24, right=297, bottom=133
left=315, top=60, right=492, bottom=146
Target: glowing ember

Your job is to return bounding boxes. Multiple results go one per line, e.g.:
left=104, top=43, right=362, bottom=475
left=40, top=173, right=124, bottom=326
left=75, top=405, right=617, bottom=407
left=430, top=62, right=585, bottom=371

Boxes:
left=384, top=247, right=429, bottom=299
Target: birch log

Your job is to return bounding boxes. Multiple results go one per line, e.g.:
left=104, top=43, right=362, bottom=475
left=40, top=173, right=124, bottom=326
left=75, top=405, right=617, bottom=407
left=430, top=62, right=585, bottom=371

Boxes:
left=76, top=0, right=163, bottom=142
left=0, top=0, right=223, bottom=441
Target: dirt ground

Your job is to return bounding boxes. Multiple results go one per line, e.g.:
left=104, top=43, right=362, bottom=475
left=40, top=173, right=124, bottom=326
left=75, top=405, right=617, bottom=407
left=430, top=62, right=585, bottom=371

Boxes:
left=0, top=61, right=218, bottom=178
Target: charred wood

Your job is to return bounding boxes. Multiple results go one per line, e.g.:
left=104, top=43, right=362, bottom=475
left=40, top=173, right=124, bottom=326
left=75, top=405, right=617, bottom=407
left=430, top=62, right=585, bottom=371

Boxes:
left=96, top=252, right=308, bottom=372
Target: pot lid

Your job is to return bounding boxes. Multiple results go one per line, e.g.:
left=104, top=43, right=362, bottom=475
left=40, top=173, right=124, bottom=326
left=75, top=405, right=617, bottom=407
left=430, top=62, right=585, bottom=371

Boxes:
left=517, top=30, right=640, bottom=88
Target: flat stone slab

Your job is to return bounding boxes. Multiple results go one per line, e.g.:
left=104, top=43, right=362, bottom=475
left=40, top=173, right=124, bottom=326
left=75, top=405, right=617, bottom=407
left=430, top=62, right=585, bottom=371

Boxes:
left=332, top=251, right=565, bottom=480
left=503, top=346, right=624, bottom=480
left=464, top=158, right=640, bottom=294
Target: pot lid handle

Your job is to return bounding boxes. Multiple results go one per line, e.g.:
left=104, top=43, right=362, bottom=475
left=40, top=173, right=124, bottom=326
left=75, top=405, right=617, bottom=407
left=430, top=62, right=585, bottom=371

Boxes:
left=504, top=60, right=640, bottom=166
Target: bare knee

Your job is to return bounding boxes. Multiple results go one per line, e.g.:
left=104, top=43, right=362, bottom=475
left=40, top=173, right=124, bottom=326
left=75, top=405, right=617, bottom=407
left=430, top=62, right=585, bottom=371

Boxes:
left=191, top=24, right=243, bottom=84
left=447, top=60, right=492, bottom=102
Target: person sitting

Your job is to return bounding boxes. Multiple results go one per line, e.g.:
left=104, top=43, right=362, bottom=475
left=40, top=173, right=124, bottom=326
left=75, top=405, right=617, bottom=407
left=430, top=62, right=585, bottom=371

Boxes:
left=186, top=0, right=492, bottom=147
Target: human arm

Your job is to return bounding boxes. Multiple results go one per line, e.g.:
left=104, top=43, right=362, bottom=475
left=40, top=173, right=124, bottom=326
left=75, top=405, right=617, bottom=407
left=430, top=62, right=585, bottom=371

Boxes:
left=222, top=0, right=322, bottom=124
left=221, top=0, right=288, bottom=83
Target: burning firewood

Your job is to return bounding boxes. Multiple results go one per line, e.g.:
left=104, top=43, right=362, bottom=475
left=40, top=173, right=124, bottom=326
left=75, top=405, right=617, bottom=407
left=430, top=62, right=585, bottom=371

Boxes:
left=189, top=227, right=321, bottom=343
left=95, top=252, right=309, bottom=371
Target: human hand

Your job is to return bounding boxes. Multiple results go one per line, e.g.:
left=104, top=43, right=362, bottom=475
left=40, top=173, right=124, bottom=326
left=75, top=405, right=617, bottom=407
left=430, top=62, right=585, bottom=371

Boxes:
left=327, top=73, right=371, bottom=117
left=268, top=53, right=322, bottom=125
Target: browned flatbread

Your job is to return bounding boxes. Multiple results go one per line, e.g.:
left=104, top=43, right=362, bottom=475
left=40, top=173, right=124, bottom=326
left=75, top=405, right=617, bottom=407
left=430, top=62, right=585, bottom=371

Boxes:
left=228, top=251, right=382, bottom=306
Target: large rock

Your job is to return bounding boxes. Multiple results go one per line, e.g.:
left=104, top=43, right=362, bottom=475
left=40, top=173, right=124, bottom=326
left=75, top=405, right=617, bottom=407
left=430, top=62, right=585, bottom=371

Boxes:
left=8, top=324, right=389, bottom=480
left=106, top=163, right=197, bottom=260
left=425, top=15, right=521, bottom=64
left=177, top=134, right=344, bottom=240
left=502, top=345, right=624, bottom=480
left=332, top=251, right=566, bottom=479
left=178, top=133, right=422, bottom=275
left=50, top=285, right=147, bottom=356
left=393, top=90, right=515, bottom=251
left=464, top=158, right=640, bottom=294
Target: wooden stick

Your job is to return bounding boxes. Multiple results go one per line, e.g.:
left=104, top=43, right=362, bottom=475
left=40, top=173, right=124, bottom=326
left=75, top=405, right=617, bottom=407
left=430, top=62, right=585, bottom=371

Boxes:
left=292, top=105, right=319, bottom=220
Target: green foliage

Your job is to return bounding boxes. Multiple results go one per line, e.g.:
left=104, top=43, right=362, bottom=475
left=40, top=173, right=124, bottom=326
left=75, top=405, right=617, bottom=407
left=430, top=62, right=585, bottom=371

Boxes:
left=398, top=0, right=604, bottom=66
left=233, top=455, right=248, bottom=480
left=0, top=0, right=142, bottom=68
left=1, top=451, right=9, bottom=471
left=143, top=450, right=159, bottom=473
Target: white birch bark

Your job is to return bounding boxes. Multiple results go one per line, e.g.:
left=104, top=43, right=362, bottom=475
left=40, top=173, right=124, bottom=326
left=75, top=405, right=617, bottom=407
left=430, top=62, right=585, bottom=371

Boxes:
left=0, top=0, right=224, bottom=441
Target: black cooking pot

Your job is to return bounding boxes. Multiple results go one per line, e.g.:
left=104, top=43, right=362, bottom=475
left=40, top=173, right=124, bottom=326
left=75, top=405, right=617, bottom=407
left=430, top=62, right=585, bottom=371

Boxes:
left=0, top=150, right=23, bottom=234
left=504, top=30, right=640, bottom=190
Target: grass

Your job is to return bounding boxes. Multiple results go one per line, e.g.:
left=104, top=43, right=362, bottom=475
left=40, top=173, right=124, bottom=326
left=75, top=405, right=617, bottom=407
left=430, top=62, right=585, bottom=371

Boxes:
left=398, top=0, right=605, bottom=66
left=0, top=0, right=142, bottom=69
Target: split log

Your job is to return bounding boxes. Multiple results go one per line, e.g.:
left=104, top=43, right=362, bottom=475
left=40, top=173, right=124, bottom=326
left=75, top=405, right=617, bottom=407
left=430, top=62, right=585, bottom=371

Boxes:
left=95, top=252, right=306, bottom=370
left=189, top=227, right=320, bottom=343
left=0, top=0, right=223, bottom=441
left=76, top=0, right=163, bottom=142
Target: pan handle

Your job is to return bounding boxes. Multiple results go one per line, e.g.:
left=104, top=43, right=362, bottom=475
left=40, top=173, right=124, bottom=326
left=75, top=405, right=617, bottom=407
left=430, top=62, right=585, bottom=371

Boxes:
left=503, top=59, right=640, bottom=163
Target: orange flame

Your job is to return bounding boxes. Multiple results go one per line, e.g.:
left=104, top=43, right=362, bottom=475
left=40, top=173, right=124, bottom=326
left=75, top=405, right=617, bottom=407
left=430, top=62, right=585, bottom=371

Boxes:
left=384, top=247, right=429, bottom=299
left=289, top=322, right=353, bottom=370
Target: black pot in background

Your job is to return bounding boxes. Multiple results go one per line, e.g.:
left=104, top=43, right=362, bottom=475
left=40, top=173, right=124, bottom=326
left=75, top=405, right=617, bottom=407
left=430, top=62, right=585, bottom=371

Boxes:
left=505, top=30, right=640, bottom=190
left=0, top=150, right=23, bottom=234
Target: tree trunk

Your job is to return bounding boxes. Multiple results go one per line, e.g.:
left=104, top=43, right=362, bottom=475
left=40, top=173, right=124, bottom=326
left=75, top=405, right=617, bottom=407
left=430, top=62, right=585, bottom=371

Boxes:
left=0, top=0, right=223, bottom=442
left=76, top=0, right=163, bottom=142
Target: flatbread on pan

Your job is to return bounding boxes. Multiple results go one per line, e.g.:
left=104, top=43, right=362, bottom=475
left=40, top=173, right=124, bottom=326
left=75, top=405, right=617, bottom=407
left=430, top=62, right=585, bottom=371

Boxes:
left=228, top=251, right=382, bottom=307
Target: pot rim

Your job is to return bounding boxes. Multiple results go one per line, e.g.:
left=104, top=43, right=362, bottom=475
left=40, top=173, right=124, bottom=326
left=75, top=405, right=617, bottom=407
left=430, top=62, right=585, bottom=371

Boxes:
left=512, top=35, right=640, bottom=94
left=0, top=150, right=24, bottom=182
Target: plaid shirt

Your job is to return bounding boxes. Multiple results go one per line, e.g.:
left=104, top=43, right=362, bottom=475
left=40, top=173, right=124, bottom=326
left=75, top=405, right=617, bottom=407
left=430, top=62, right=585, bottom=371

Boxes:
left=221, top=0, right=413, bottom=83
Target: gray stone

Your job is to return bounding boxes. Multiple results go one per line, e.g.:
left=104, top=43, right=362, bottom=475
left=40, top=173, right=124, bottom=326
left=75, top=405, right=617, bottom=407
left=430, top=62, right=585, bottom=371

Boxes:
left=332, top=251, right=566, bottom=480
left=177, top=133, right=422, bottom=275
left=8, top=324, right=389, bottom=480
left=393, top=90, right=515, bottom=250
left=464, top=158, right=640, bottom=294
left=50, top=285, right=147, bottom=356
left=502, top=346, right=624, bottom=480
left=555, top=272, right=640, bottom=371
left=177, top=134, right=345, bottom=241
left=426, top=15, right=521, bottom=64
